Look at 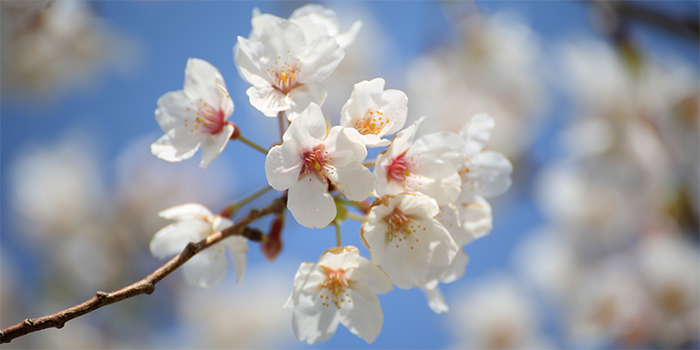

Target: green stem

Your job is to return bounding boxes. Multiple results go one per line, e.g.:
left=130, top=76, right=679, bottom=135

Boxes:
left=347, top=213, right=366, bottom=223
left=237, top=134, right=268, bottom=155
left=222, top=186, right=273, bottom=218
left=334, top=220, right=342, bottom=247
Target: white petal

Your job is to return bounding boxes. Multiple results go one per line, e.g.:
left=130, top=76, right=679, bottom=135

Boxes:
left=150, top=128, right=202, bottom=163
left=296, top=36, right=344, bottom=83
left=199, top=123, right=234, bottom=168
left=460, top=113, right=494, bottom=155
left=149, top=220, right=210, bottom=259
left=440, top=249, right=469, bottom=284
left=375, top=89, right=408, bottom=136
left=340, top=284, right=384, bottom=344
left=234, top=36, right=272, bottom=88
left=246, top=86, right=290, bottom=117
left=340, top=78, right=385, bottom=127
left=360, top=221, right=390, bottom=267
left=455, top=194, right=493, bottom=245
left=405, top=172, right=462, bottom=207
left=348, top=257, right=393, bottom=295
left=285, top=103, right=327, bottom=146
left=327, top=162, right=373, bottom=202
left=291, top=292, right=342, bottom=344
left=285, top=262, right=316, bottom=308
left=288, top=174, right=336, bottom=228
left=182, top=247, right=228, bottom=288
left=286, top=82, right=327, bottom=119
left=410, top=132, right=467, bottom=178
left=335, top=20, right=363, bottom=49
left=318, top=246, right=360, bottom=270
left=466, top=150, right=513, bottom=198
left=423, top=286, right=449, bottom=314
left=258, top=17, right=305, bottom=64
left=155, top=90, right=195, bottom=132
left=158, top=203, right=213, bottom=221
left=183, top=58, right=223, bottom=104
left=265, top=142, right=304, bottom=191
left=323, top=126, right=367, bottom=167
left=223, top=236, right=248, bottom=284
left=289, top=4, right=337, bottom=42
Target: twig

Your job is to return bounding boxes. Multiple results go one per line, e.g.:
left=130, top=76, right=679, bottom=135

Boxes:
left=0, top=195, right=287, bottom=344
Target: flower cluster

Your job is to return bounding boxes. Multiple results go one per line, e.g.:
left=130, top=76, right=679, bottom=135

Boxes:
left=146, top=4, right=512, bottom=345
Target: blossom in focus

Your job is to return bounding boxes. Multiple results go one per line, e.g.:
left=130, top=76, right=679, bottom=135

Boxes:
left=151, top=58, right=235, bottom=168
left=149, top=203, right=247, bottom=288
left=360, top=193, right=459, bottom=289
left=340, top=78, right=408, bottom=147
left=374, top=118, right=466, bottom=205
left=265, top=103, right=373, bottom=228
left=235, top=13, right=344, bottom=119
left=284, top=246, right=393, bottom=344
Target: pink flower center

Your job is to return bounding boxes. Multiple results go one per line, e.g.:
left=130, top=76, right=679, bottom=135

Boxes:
left=302, top=144, right=327, bottom=175
left=387, top=152, right=412, bottom=183
left=268, top=60, right=300, bottom=94
left=185, top=101, right=225, bottom=135
left=320, top=267, right=350, bottom=309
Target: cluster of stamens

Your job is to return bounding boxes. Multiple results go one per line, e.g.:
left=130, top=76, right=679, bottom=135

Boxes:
left=387, top=152, right=413, bottom=183
left=267, top=56, right=301, bottom=93
left=354, top=110, right=386, bottom=135
left=320, top=268, right=350, bottom=309
left=184, top=99, right=225, bottom=135
left=301, top=144, right=328, bottom=176
left=385, top=208, right=421, bottom=249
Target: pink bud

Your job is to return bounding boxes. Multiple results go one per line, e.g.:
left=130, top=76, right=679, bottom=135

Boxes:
left=261, top=214, right=284, bottom=261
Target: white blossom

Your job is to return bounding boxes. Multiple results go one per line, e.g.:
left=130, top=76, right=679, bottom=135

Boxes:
left=340, top=78, right=408, bottom=147
left=149, top=203, right=247, bottom=288
left=374, top=118, right=466, bottom=205
left=458, top=113, right=513, bottom=199
left=235, top=13, right=344, bottom=119
left=265, top=103, right=373, bottom=228
left=284, top=246, right=393, bottom=344
left=360, top=193, right=459, bottom=289
left=151, top=58, right=235, bottom=168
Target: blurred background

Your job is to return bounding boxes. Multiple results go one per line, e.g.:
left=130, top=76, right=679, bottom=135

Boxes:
left=1, top=1, right=698, bottom=348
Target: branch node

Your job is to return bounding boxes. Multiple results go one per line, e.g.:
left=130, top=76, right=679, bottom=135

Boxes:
left=242, top=227, right=264, bottom=242
left=184, top=241, right=200, bottom=253
left=95, top=291, right=110, bottom=301
left=24, top=319, right=35, bottom=326
left=143, top=283, right=155, bottom=295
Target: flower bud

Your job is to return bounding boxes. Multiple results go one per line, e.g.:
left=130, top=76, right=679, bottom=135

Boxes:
left=261, top=214, right=284, bottom=261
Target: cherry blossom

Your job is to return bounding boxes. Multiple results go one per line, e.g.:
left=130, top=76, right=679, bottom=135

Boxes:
left=340, top=78, right=408, bottom=147
left=458, top=113, right=513, bottom=198
left=284, top=246, right=393, bottom=344
left=265, top=103, right=373, bottom=228
left=374, top=118, right=466, bottom=205
left=249, top=5, right=362, bottom=50
left=151, top=58, right=235, bottom=168
left=149, top=203, right=247, bottom=288
left=235, top=13, right=344, bottom=119
left=360, top=193, right=459, bottom=289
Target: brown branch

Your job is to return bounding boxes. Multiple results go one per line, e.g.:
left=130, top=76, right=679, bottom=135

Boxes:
left=0, top=194, right=287, bottom=344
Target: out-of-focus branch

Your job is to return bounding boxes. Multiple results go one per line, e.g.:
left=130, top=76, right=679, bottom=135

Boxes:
left=593, top=0, right=699, bottom=41
left=0, top=195, right=288, bottom=344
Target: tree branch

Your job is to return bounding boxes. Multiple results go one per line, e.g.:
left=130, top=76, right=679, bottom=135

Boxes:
left=0, top=194, right=287, bottom=344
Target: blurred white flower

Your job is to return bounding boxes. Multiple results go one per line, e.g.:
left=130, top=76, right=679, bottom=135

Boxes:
left=374, top=118, right=466, bottom=206
left=151, top=58, right=235, bottom=168
left=1, top=0, right=138, bottom=100
left=284, top=246, right=393, bottom=344
left=405, top=11, right=547, bottom=159
left=340, top=78, right=408, bottom=147
left=449, top=275, right=549, bottom=349
left=361, top=193, right=459, bottom=289
left=235, top=13, right=344, bottom=118
left=149, top=203, right=247, bottom=288
left=265, top=103, right=373, bottom=228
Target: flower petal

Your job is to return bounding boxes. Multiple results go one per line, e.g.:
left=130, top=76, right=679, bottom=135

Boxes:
left=335, top=20, right=362, bottom=49
left=183, top=58, right=223, bottom=105
left=327, top=162, right=373, bottom=202
left=155, top=90, right=195, bottom=132
left=340, top=78, right=385, bottom=127
left=234, top=36, right=272, bottom=88
left=323, top=126, right=367, bottom=167
left=466, top=150, right=513, bottom=198
left=296, top=36, right=344, bottom=83
left=265, top=141, right=304, bottom=191
left=223, top=236, right=248, bottom=284
left=423, top=286, right=449, bottom=314
left=150, top=127, right=203, bottom=163
left=340, top=284, right=384, bottom=344
left=284, top=102, right=327, bottom=145
left=182, top=248, right=228, bottom=288
left=291, top=291, right=342, bottom=344
left=246, top=85, right=290, bottom=117
left=149, top=220, right=210, bottom=259
left=199, top=123, right=234, bottom=168
left=348, top=257, right=393, bottom=295
left=460, top=113, right=494, bottom=155
left=286, top=82, right=327, bottom=120
left=158, top=203, right=213, bottom=221
left=288, top=174, right=335, bottom=228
